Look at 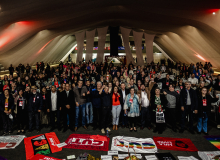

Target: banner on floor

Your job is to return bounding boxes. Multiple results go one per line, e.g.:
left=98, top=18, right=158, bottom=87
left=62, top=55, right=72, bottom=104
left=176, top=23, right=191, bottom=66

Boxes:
left=0, top=135, right=25, bottom=149
left=204, top=136, right=220, bottom=150
left=24, top=132, right=62, bottom=160
left=64, top=134, right=110, bottom=151
left=111, top=136, right=157, bottom=153
left=30, top=154, right=66, bottom=160
left=153, top=137, right=198, bottom=152
left=198, top=151, right=220, bottom=160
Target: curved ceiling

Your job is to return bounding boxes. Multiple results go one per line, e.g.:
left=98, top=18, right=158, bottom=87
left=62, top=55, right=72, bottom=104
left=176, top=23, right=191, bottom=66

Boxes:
left=0, top=0, right=220, bottom=68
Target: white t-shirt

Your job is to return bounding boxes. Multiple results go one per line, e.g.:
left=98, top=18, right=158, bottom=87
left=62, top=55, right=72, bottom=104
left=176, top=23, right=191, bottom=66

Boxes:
left=51, top=92, right=57, bottom=111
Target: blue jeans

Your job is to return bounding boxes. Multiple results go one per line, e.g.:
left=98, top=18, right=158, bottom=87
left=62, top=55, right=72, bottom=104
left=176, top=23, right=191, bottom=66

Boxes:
left=112, top=105, right=121, bottom=125
left=197, top=112, right=208, bottom=133
left=75, top=103, right=86, bottom=127
left=86, top=102, right=93, bottom=124
left=29, top=112, right=40, bottom=130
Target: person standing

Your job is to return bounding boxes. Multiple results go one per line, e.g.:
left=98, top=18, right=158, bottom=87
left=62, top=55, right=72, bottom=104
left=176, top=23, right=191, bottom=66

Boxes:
left=163, top=84, right=180, bottom=132
left=119, top=83, right=129, bottom=128
left=62, top=83, right=75, bottom=132
left=112, top=86, right=121, bottom=130
left=151, top=87, right=167, bottom=134
left=100, top=86, right=112, bottom=134
left=179, top=81, right=198, bottom=134
left=74, top=80, right=88, bottom=131
left=14, top=89, right=27, bottom=134
left=85, top=80, right=93, bottom=126
left=47, top=85, right=62, bottom=131
left=91, top=81, right=103, bottom=130
left=0, top=89, right=14, bottom=135
left=28, top=86, right=42, bottom=133
left=197, top=87, right=218, bottom=135
left=140, top=84, right=151, bottom=130
left=124, top=88, right=141, bottom=132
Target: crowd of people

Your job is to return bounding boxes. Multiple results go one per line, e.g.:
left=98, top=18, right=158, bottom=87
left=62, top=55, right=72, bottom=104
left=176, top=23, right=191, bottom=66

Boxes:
left=0, top=59, right=219, bottom=136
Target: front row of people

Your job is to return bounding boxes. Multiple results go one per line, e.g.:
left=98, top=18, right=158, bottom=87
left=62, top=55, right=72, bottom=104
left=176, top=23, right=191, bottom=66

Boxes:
left=0, top=80, right=218, bottom=135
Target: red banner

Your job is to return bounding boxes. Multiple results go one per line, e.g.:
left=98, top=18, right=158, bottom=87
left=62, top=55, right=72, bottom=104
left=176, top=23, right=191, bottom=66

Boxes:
left=30, top=154, right=65, bottom=160
left=64, top=134, right=109, bottom=151
left=153, top=137, right=198, bottom=152
left=24, top=132, right=62, bottom=160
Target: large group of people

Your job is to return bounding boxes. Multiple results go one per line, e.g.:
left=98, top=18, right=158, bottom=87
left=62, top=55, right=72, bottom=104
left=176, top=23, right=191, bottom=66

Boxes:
left=0, top=59, right=219, bottom=136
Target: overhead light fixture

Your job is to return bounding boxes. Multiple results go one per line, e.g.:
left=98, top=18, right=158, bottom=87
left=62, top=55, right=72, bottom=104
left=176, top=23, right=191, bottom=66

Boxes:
left=213, top=12, right=216, bottom=15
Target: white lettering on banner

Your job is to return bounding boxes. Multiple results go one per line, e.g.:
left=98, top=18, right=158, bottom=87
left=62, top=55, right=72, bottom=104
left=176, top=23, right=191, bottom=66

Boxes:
left=70, top=138, right=104, bottom=146
left=49, top=138, right=56, bottom=146
left=157, top=141, right=172, bottom=146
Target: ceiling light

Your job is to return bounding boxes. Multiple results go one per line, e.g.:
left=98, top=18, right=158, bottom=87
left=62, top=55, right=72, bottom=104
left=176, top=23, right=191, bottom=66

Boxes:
left=213, top=12, right=216, bottom=15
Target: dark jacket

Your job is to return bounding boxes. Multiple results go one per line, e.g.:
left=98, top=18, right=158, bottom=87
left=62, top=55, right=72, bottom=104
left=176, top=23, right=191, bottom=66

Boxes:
left=197, top=94, right=218, bottom=117
left=46, top=91, right=62, bottom=110
left=213, top=79, right=220, bottom=91
left=73, top=86, right=87, bottom=105
left=150, top=94, right=167, bottom=111
left=91, top=88, right=102, bottom=108
left=0, top=94, right=14, bottom=112
left=119, top=89, right=130, bottom=108
left=101, top=92, right=112, bottom=108
left=28, top=92, right=43, bottom=112
left=62, top=90, right=75, bottom=109
left=86, top=85, right=93, bottom=102
left=180, top=88, right=198, bottom=111
left=158, top=78, right=173, bottom=90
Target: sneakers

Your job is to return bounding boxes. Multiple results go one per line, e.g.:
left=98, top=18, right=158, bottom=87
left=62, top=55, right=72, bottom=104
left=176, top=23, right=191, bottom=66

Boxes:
left=106, top=127, right=111, bottom=132
left=101, top=129, right=105, bottom=134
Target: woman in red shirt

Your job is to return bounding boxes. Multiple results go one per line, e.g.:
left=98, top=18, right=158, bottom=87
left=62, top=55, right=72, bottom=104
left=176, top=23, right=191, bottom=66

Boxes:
left=112, top=86, right=121, bottom=130
left=3, top=80, right=10, bottom=91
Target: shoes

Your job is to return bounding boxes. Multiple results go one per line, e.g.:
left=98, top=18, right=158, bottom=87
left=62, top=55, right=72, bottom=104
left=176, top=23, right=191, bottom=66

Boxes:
left=189, top=130, right=195, bottom=134
left=179, top=129, right=184, bottom=133
left=63, top=128, right=68, bottom=133
left=134, top=127, right=137, bottom=132
left=50, top=127, right=56, bottom=132
left=140, top=127, right=144, bottom=130
left=130, top=128, right=133, bottom=132
left=83, top=125, right=87, bottom=130
left=1, top=132, right=6, bottom=136
left=74, top=127, right=78, bottom=132
left=106, top=127, right=111, bottom=132
left=101, top=129, right=105, bottom=134
left=113, top=125, right=115, bottom=130
left=115, top=125, right=118, bottom=130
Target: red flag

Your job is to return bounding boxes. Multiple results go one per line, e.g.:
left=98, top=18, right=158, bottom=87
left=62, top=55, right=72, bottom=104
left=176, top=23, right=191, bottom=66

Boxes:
left=153, top=137, right=198, bottom=152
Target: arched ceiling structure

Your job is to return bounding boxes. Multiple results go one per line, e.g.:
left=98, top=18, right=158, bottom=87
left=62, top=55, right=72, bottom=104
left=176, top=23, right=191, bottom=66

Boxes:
left=0, top=0, right=220, bottom=68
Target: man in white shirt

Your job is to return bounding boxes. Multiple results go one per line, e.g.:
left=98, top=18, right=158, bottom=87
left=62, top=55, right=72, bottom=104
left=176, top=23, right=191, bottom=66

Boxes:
left=188, top=73, right=198, bottom=89
left=140, top=84, right=151, bottom=130
left=47, top=85, right=62, bottom=131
